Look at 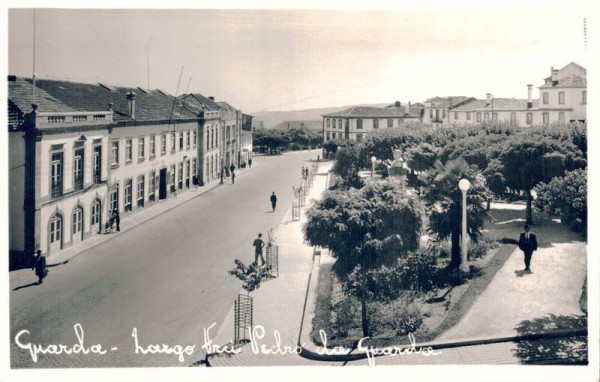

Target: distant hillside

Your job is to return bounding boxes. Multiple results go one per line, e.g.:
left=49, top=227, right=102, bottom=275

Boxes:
left=251, top=103, right=387, bottom=129
left=271, top=120, right=322, bottom=132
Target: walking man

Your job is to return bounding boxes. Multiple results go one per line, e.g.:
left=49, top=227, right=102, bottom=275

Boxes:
left=253, top=233, right=266, bottom=267
left=230, top=163, right=235, bottom=175
left=518, top=224, right=538, bottom=272
left=248, top=158, right=252, bottom=168
left=220, top=169, right=224, bottom=184
left=33, top=250, right=47, bottom=284
left=231, top=171, right=236, bottom=184
left=270, top=192, right=277, bottom=212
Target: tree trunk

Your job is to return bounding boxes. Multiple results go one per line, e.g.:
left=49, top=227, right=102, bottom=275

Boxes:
left=360, top=265, right=369, bottom=337
left=526, top=189, right=534, bottom=225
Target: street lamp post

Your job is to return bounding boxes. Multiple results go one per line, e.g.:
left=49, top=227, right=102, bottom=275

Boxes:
left=458, top=178, right=471, bottom=273
left=371, top=156, right=377, bottom=179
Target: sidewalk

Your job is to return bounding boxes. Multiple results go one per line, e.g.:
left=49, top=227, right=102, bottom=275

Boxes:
left=207, top=161, right=342, bottom=366
left=9, top=165, right=256, bottom=290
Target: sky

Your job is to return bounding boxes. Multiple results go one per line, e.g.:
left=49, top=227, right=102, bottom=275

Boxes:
left=7, top=6, right=590, bottom=113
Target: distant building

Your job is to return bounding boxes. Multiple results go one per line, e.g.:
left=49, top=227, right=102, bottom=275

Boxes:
left=217, top=101, right=243, bottom=169
left=322, top=104, right=422, bottom=143
left=242, top=113, right=253, bottom=132
left=272, top=120, right=322, bottom=132
left=446, top=62, right=587, bottom=127
left=422, top=96, right=475, bottom=125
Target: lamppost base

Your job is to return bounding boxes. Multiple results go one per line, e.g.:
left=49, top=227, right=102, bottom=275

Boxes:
left=459, top=264, right=470, bottom=274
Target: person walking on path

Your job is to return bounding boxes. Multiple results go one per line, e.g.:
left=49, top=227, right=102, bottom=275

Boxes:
left=229, top=164, right=235, bottom=175
left=32, top=250, right=47, bottom=284
left=112, top=209, right=120, bottom=232
left=248, top=158, right=252, bottom=168
left=518, top=224, right=538, bottom=272
left=231, top=172, right=236, bottom=184
left=270, top=192, right=277, bottom=212
left=253, top=233, right=266, bottom=267
left=220, top=169, right=224, bottom=184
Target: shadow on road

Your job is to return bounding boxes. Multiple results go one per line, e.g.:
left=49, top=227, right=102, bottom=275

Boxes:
left=13, top=281, right=40, bottom=291
left=513, top=314, right=587, bottom=364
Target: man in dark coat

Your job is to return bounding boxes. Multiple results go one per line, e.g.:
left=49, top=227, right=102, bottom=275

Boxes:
left=248, top=159, right=252, bottom=168
left=229, top=164, right=235, bottom=174
left=112, top=209, right=120, bottom=232
left=33, top=250, right=47, bottom=284
left=231, top=171, right=236, bottom=184
left=270, top=192, right=277, bottom=212
left=518, top=224, right=538, bottom=272
left=253, top=233, right=265, bottom=266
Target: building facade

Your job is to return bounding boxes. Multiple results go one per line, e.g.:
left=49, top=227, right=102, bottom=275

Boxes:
left=322, top=103, right=421, bottom=144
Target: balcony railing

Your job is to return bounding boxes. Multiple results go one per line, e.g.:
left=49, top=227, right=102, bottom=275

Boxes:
left=74, top=176, right=84, bottom=191
left=51, top=181, right=63, bottom=199
left=93, top=171, right=102, bottom=184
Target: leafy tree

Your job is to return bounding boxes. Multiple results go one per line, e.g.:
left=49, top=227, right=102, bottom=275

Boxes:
left=534, top=168, right=587, bottom=234
left=419, top=158, right=490, bottom=269
left=332, top=143, right=364, bottom=182
left=253, top=128, right=289, bottom=154
left=497, top=136, right=584, bottom=225
left=304, top=181, right=425, bottom=336
left=228, top=260, right=263, bottom=295
left=405, top=142, right=438, bottom=173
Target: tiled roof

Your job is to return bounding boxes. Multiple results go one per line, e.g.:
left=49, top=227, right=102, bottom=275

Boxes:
left=16, top=77, right=198, bottom=122
left=216, top=101, right=238, bottom=111
left=323, top=106, right=420, bottom=118
left=8, top=76, right=76, bottom=114
left=425, top=96, right=472, bottom=108
left=179, top=93, right=220, bottom=113
left=451, top=98, right=540, bottom=111
left=539, top=74, right=587, bottom=88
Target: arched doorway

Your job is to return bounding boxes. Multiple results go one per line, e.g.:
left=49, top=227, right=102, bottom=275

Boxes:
left=91, top=199, right=102, bottom=235
left=71, top=205, right=84, bottom=245
left=48, top=212, right=63, bottom=253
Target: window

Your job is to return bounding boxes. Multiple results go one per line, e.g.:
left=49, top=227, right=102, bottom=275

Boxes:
left=185, top=161, right=191, bottom=188
left=510, top=112, right=516, bottom=126
left=124, top=179, right=132, bottom=212
left=192, top=158, right=197, bottom=179
left=206, top=129, right=210, bottom=151
left=558, top=91, right=565, bottom=105
left=326, top=132, right=331, bottom=140
left=543, top=92, right=549, bottom=104
left=543, top=112, right=549, bottom=124
left=387, top=119, right=393, bottom=128
left=476, top=112, right=481, bottom=122
left=333, top=119, right=336, bottom=129
left=72, top=207, right=83, bottom=238
left=149, top=135, right=156, bottom=158
left=582, top=91, right=587, bottom=104
left=526, top=113, right=533, bottom=124
left=339, top=119, right=343, bottom=129
left=161, top=134, right=167, bottom=155
left=373, top=119, right=379, bottom=129
left=93, top=145, right=102, bottom=184
left=559, top=112, right=565, bottom=123
left=332, top=132, right=336, bottom=139
left=484, top=113, right=489, bottom=121
left=111, top=140, right=119, bottom=166
left=169, top=165, right=176, bottom=193
left=91, top=200, right=101, bottom=227
left=149, top=171, right=156, bottom=202
left=179, top=131, right=184, bottom=151
left=442, top=109, right=446, bottom=119
left=492, top=113, right=498, bottom=121
left=138, top=137, right=145, bottom=161
left=110, top=185, right=119, bottom=212
left=125, top=139, right=133, bottom=163
left=429, top=109, right=433, bottom=118
left=186, top=131, right=190, bottom=149
left=356, top=133, right=363, bottom=141
left=49, top=214, right=62, bottom=246
left=466, top=112, right=471, bottom=121
left=73, top=148, right=84, bottom=191
left=50, top=152, right=63, bottom=198
left=357, top=119, right=363, bottom=129
left=137, top=174, right=145, bottom=207
left=454, top=112, right=458, bottom=120
left=171, top=132, right=176, bottom=153
left=327, top=119, right=331, bottom=128
left=192, top=130, right=197, bottom=147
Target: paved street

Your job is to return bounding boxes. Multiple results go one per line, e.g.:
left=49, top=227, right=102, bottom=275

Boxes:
left=9, top=149, right=322, bottom=368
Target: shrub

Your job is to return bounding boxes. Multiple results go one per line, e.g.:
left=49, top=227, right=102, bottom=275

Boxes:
left=369, top=296, right=424, bottom=337
left=332, top=297, right=361, bottom=338
left=468, top=238, right=499, bottom=260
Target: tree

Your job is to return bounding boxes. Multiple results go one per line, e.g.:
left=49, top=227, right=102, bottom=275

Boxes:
left=534, top=168, right=587, bottom=234
left=419, top=158, right=490, bottom=269
left=304, top=181, right=425, bottom=336
left=228, top=260, right=263, bottom=295
left=497, top=136, right=583, bottom=225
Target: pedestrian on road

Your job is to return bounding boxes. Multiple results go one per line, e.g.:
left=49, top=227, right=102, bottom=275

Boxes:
left=317, top=155, right=320, bottom=162
left=248, top=158, right=252, bottom=168
left=270, top=192, right=277, bottom=212
left=518, top=224, right=538, bottom=272
left=230, top=164, right=235, bottom=174
left=253, top=233, right=266, bottom=267
left=32, top=250, right=47, bottom=284
left=220, top=169, right=224, bottom=184
left=231, top=172, right=236, bottom=184
left=112, top=209, right=120, bottom=232
left=302, top=166, right=307, bottom=179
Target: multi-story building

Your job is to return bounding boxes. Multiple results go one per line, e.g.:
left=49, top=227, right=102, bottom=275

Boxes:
left=322, top=103, right=421, bottom=144
left=8, top=76, right=231, bottom=265
left=217, top=101, right=242, bottom=169
left=422, top=96, right=474, bottom=125
left=446, top=62, right=587, bottom=127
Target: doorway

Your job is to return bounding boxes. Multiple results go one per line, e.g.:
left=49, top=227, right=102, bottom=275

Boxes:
left=159, top=168, right=167, bottom=200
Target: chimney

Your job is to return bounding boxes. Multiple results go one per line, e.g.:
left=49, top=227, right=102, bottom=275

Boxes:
left=209, top=96, right=215, bottom=101
left=126, top=91, right=137, bottom=119
left=394, top=101, right=401, bottom=107
left=31, top=104, right=39, bottom=113
left=486, top=93, right=491, bottom=105
left=108, top=102, right=113, bottom=111
left=551, top=67, right=559, bottom=83
left=527, top=84, right=533, bottom=109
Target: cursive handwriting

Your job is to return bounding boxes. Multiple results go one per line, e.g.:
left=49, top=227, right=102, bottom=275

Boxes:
left=249, top=325, right=303, bottom=355
left=201, top=322, right=241, bottom=355
left=15, top=323, right=107, bottom=363
left=358, top=333, right=442, bottom=366
left=131, top=327, right=195, bottom=362
left=315, top=330, right=352, bottom=355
